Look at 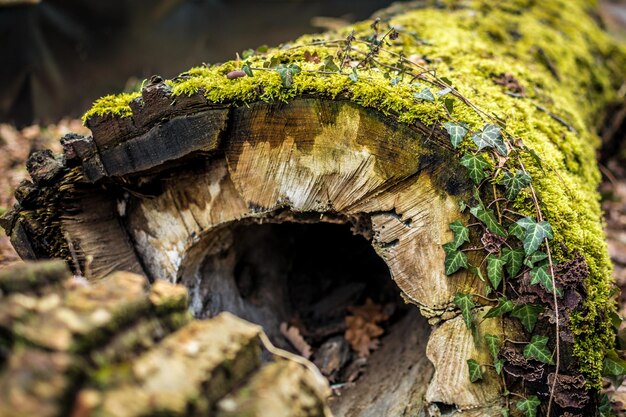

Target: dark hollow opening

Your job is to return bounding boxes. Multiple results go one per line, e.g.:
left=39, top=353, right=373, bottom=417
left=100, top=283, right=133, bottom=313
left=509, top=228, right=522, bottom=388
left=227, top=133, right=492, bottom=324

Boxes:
left=184, top=219, right=433, bottom=416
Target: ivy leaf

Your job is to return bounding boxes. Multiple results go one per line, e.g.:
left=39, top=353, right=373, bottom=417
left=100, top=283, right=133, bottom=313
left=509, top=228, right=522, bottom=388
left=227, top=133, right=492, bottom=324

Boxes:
left=471, top=124, right=508, bottom=156
left=598, top=394, right=614, bottom=417
left=501, top=247, right=524, bottom=278
left=484, top=334, right=501, bottom=361
left=499, top=170, right=531, bottom=200
left=445, top=250, right=469, bottom=275
left=511, top=304, right=543, bottom=332
left=526, top=251, right=548, bottom=266
left=470, top=205, right=507, bottom=237
left=349, top=68, right=359, bottom=82
left=517, top=217, right=553, bottom=255
left=516, top=396, right=541, bottom=417
left=276, top=65, right=293, bottom=87
left=484, top=297, right=514, bottom=319
left=516, top=217, right=535, bottom=229
left=495, top=359, right=504, bottom=375
left=444, top=122, right=469, bottom=148
left=603, top=350, right=626, bottom=376
left=508, top=222, right=526, bottom=241
left=444, top=97, right=455, bottom=113
left=523, top=335, right=554, bottom=365
left=449, top=220, right=470, bottom=249
left=487, top=255, right=505, bottom=289
left=321, top=56, right=340, bottom=72
left=442, top=242, right=457, bottom=254
left=454, top=292, right=475, bottom=330
left=276, top=64, right=301, bottom=87
left=460, top=153, right=490, bottom=184
left=242, top=63, right=253, bottom=77
left=414, top=88, right=435, bottom=102
left=436, top=87, right=452, bottom=97
left=467, top=359, right=483, bottom=382
left=469, top=265, right=486, bottom=283
left=530, top=264, right=561, bottom=296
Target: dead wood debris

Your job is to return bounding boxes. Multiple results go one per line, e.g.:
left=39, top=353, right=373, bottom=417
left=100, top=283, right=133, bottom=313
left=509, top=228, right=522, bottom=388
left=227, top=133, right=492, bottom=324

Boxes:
left=0, top=121, right=89, bottom=268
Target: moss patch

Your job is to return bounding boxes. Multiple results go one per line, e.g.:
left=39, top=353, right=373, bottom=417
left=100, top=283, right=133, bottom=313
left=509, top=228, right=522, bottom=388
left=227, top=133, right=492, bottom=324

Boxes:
left=82, top=93, right=140, bottom=122
left=83, top=0, right=626, bottom=386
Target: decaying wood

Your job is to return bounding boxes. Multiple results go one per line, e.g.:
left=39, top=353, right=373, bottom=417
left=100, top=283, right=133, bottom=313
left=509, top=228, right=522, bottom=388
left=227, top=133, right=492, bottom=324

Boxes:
left=4, top=0, right=619, bottom=413
left=0, top=261, right=330, bottom=417
left=2, top=91, right=507, bottom=415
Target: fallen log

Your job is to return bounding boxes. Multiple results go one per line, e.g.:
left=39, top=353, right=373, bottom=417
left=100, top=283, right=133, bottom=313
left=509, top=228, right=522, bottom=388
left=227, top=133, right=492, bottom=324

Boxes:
left=2, top=0, right=626, bottom=416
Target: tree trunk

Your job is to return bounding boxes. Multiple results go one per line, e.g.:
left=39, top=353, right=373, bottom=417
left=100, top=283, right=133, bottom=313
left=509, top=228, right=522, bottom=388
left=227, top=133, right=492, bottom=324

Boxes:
left=2, top=1, right=625, bottom=416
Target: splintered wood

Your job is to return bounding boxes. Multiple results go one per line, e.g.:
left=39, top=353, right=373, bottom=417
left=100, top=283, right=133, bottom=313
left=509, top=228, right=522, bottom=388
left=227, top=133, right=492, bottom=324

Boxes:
left=6, top=98, right=512, bottom=416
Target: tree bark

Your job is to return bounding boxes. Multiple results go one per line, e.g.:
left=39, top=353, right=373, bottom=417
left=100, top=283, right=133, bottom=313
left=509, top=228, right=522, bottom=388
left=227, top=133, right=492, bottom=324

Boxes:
left=1, top=1, right=624, bottom=416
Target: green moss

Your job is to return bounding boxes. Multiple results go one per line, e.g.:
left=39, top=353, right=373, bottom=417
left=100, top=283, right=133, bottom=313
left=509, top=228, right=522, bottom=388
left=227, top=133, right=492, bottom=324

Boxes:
left=84, top=0, right=626, bottom=386
left=81, top=92, right=140, bottom=123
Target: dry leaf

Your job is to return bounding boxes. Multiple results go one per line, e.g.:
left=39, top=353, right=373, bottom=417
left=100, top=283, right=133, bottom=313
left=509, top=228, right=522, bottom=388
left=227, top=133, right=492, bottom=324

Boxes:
left=303, top=50, right=321, bottom=64
left=344, top=298, right=389, bottom=358
left=280, top=322, right=312, bottom=359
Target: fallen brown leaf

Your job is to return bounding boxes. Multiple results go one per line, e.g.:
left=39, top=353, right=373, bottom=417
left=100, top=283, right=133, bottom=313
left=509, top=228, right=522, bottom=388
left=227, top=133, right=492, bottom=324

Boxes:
left=280, top=322, right=312, bottom=359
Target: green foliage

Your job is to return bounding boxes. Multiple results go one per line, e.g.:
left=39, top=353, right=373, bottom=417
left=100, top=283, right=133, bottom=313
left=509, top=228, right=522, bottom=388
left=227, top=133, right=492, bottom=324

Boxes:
left=349, top=68, right=359, bottom=82
left=485, top=334, right=501, bottom=361
left=449, top=220, right=470, bottom=249
left=598, top=394, right=615, bottom=417
left=460, top=153, right=490, bottom=184
left=499, top=170, right=531, bottom=200
left=467, top=359, right=483, bottom=382
left=321, top=56, right=339, bottom=72
left=471, top=124, right=507, bottom=156
left=530, top=265, right=561, bottom=296
left=523, top=335, right=554, bottom=365
left=516, top=396, right=541, bottom=417
left=524, top=251, right=548, bottom=267
left=414, top=87, right=435, bottom=102
left=454, top=292, right=475, bottom=330
left=516, top=217, right=553, bottom=255
left=511, top=304, right=543, bottom=332
left=443, top=122, right=468, bottom=148
left=501, top=247, right=524, bottom=278
left=487, top=255, right=505, bottom=289
left=242, top=63, right=253, bottom=77
left=276, top=64, right=301, bottom=87
left=508, top=222, right=526, bottom=241
left=603, top=350, right=626, bottom=377
left=484, top=297, right=514, bottom=319
left=445, top=249, right=469, bottom=275
left=470, top=204, right=507, bottom=237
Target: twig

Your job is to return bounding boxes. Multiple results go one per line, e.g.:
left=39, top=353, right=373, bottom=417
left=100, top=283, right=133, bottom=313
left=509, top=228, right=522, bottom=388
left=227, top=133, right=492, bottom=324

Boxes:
left=534, top=104, right=577, bottom=134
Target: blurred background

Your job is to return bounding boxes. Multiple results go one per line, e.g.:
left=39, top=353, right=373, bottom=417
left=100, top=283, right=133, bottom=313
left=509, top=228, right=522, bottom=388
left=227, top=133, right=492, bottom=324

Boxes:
left=0, top=0, right=410, bottom=127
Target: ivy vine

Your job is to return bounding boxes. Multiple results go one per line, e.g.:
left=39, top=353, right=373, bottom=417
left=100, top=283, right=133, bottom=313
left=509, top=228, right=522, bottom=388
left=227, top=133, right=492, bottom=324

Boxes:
left=225, top=17, right=626, bottom=416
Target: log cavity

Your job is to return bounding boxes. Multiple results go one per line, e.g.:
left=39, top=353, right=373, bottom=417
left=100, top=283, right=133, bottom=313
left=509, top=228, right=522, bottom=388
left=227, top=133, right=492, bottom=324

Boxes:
left=180, top=216, right=434, bottom=417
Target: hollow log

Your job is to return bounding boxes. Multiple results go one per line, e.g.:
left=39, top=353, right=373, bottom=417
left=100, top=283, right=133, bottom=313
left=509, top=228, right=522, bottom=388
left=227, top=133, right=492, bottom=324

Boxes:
left=2, top=1, right=626, bottom=416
